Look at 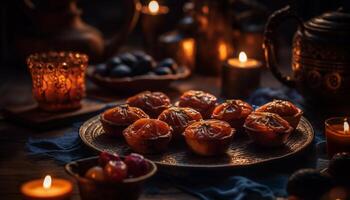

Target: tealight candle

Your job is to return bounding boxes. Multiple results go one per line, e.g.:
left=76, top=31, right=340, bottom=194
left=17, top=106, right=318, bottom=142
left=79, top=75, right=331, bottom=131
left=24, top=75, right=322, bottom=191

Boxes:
left=221, top=51, right=262, bottom=98
left=21, top=175, right=73, bottom=200
left=325, top=117, right=350, bottom=158
left=141, top=0, right=169, bottom=55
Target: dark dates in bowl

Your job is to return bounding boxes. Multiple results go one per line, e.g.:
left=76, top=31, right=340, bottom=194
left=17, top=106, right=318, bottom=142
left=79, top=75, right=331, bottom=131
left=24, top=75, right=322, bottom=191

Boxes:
left=65, top=152, right=157, bottom=200
left=87, top=51, right=190, bottom=92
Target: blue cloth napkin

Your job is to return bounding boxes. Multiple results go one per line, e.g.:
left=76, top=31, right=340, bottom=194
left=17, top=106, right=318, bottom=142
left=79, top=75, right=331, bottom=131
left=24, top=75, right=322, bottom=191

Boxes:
left=172, top=176, right=276, bottom=200
left=26, top=123, right=97, bottom=164
left=26, top=87, right=324, bottom=200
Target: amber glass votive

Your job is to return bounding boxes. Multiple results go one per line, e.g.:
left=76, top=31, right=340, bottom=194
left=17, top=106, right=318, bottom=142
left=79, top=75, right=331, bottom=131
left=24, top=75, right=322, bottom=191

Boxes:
left=27, top=52, right=88, bottom=112
left=325, top=117, right=350, bottom=158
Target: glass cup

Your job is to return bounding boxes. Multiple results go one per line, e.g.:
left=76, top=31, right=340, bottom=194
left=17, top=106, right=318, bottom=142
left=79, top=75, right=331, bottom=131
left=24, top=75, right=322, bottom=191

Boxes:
left=27, top=52, right=88, bottom=112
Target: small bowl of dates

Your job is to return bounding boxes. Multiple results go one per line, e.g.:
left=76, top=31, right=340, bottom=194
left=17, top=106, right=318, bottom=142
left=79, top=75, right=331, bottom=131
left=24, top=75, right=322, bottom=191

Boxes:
left=65, top=152, right=157, bottom=200
left=87, top=51, right=190, bottom=92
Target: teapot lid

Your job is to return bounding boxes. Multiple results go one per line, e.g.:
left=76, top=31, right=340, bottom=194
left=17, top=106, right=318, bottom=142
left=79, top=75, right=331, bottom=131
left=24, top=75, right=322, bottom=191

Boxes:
left=305, top=7, right=350, bottom=34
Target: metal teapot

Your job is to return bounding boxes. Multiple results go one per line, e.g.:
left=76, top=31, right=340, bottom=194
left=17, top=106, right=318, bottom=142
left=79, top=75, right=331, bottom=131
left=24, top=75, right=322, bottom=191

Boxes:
left=264, top=6, right=350, bottom=105
left=17, top=0, right=140, bottom=62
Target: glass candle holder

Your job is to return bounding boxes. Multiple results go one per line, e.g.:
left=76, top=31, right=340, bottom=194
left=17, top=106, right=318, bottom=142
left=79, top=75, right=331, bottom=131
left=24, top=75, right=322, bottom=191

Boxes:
left=325, top=117, right=350, bottom=158
left=27, top=52, right=88, bottom=112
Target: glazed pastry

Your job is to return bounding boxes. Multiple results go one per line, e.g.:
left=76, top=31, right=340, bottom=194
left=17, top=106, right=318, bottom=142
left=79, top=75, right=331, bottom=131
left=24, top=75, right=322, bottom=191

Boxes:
left=211, top=100, right=253, bottom=132
left=158, top=107, right=202, bottom=140
left=100, top=104, right=149, bottom=137
left=255, top=100, right=303, bottom=129
left=126, top=91, right=171, bottom=118
left=183, top=119, right=235, bottom=156
left=178, top=90, right=217, bottom=119
left=244, top=112, right=293, bottom=147
left=123, top=119, right=172, bottom=154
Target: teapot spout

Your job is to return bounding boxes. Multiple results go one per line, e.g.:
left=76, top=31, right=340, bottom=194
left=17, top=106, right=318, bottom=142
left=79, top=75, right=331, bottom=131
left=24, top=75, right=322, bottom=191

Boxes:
left=104, top=0, right=141, bottom=59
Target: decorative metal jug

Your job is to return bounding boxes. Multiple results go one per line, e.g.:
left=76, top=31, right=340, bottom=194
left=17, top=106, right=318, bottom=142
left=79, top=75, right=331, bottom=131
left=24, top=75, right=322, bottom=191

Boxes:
left=264, top=6, right=350, bottom=105
left=17, top=0, right=140, bottom=62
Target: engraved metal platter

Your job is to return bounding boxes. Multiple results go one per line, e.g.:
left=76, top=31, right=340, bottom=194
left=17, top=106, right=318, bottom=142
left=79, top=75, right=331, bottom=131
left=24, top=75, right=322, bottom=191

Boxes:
left=79, top=115, right=314, bottom=169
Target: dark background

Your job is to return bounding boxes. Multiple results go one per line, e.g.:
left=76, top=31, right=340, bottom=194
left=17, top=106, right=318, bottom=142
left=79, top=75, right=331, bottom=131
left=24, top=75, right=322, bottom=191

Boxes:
left=0, top=0, right=349, bottom=77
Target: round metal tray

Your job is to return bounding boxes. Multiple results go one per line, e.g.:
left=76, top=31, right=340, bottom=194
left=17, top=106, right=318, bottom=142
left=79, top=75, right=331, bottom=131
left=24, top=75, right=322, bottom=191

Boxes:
left=80, top=115, right=314, bottom=169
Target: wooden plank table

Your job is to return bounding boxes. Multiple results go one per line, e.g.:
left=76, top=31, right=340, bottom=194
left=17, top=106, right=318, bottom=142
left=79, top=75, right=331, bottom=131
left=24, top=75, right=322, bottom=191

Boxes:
left=0, top=69, right=281, bottom=200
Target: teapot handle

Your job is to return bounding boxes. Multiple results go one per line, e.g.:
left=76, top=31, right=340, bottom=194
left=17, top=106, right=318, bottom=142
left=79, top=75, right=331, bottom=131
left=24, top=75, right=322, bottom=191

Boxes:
left=104, top=0, right=141, bottom=58
left=263, top=5, right=304, bottom=88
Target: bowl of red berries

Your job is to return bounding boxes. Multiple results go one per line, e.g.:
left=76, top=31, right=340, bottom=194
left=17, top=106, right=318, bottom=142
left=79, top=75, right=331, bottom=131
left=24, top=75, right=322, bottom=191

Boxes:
left=65, top=152, right=157, bottom=200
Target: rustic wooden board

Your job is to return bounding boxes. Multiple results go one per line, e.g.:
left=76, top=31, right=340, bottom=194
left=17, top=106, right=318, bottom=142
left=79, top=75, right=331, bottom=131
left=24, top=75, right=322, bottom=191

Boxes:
left=3, top=100, right=105, bottom=130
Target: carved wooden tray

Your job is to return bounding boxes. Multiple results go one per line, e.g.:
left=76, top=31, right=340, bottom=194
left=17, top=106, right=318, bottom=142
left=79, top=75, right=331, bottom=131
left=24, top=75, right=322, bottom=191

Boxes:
left=80, top=115, right=314, bottom=169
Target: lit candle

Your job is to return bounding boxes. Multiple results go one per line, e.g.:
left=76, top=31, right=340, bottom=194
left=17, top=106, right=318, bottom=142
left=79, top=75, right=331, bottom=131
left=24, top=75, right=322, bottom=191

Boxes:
left=227, top=51, right=261, bottom=68
left=27, top=52, right=88, bottom=112
left=326, top=117, right=350, bottom=158
left=141, top=0, right=169, bottom=15
left=149, top=0, right=159, bottom=14
left=141, top=1, right=169, bottom=55
left=21, top=175, right=73, bottom=200
left=221, top=51, right=262, bottom=98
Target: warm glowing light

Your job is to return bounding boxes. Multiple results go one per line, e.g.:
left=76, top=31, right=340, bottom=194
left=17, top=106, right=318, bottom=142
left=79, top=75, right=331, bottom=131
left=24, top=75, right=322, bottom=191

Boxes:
left=239, top=52, right=247, bottom=63
left=43, top=175, right=52, bottom=189
left=182, top=39, right=194, bottom=58
left=202, top=5, right=209, bottom=14
left=148, top=1, right=159, bottom=13
left=219, top=42, right=229, bottom=61
left=344, top=118, right=349, bottom=134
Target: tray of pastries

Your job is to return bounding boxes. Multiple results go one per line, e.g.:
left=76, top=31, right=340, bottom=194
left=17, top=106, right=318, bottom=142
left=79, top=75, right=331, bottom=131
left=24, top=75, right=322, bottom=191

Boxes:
left=80, top=90, right=314, bottom=169
left=87, top=51, right=190, bottom=92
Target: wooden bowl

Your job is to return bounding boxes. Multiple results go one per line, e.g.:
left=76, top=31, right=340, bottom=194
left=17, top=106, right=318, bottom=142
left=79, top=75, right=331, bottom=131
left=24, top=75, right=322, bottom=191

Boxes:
left=65, top=156, right=157, bottom=200
left=87, top=65, right=190, bottom=92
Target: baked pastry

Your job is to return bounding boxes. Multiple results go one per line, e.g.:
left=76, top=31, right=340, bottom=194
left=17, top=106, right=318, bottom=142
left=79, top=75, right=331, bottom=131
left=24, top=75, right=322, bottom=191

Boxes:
left=158, top=107, right=202, bottom=140
left=255, top=100, right=303, bottom=129
left=183, top=119, right=235, bottom=156
left=244, top=112, right=293, bottom=147
left=211, top=100, right=253, bottom=132
left=126, top=91, right=171, bottom=118
left=100, top=104, right=149, bottom=137
left=178, top=90, right=217, bottom=119
left=123, top=118, right=172, bottom=154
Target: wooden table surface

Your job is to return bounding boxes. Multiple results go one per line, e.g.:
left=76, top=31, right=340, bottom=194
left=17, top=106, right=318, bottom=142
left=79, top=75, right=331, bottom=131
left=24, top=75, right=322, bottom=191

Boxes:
left=0, top=68, right=282, bottom=200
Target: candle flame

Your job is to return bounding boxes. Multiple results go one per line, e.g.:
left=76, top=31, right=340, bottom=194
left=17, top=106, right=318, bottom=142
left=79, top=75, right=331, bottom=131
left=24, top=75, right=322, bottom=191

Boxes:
left=43, top=175, right=52, bottom=189
left=239, top=52, right=247, bottom=63
left=344, top=118, right=349, bottom=134
left=148, top=1, right=159, bottom=13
